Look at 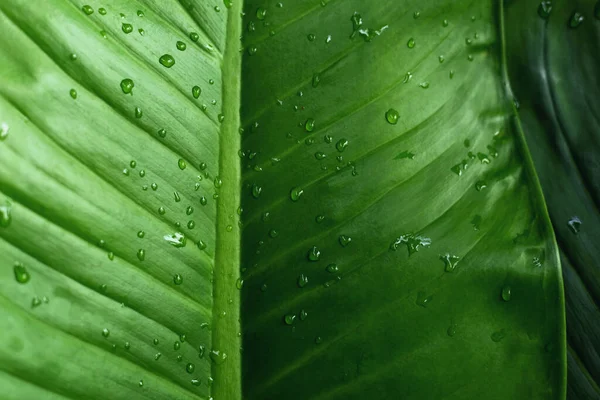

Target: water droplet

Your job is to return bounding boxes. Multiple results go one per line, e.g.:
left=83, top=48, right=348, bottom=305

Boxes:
left=13, top=263, right=30, bottom=284
left=477, top=152, right=490, bottom=164
left=419, top=82, right=430, bottom=89
left=290, top=187, right=304, bottom=201
left=335, top=138, right=348, bottom=152
left=134, top=107, right=143, bottom=118
left=338, top=235, right=352, bottom=247
left=138, top=169, right=145, bottom=177
left=120, top=79, right=134, bottom=94
left=407, top=38, right=415, bottom=48
left=122, top=23, right=133, bottom=34
left=159, top=54, right=175, bottom=68
left=173, top=191, right=181, bottom=202
left=475, top=181, right=487, bottom=191
left=413, top=11, right=421, bottom=19
left=385, top=108, right=399, bottom=125
left=394, top=151, right=415, bottom=160
left=416, top=290, right=433, bottom=307
left=31, top=296, right=42, bottom=308
left=305, top=118, right=315, bottom=132
left=438, top=55, right=445, bottom=63
left=187, top=220, right=195, bottom=229
left=164, top=232, right=187, bottom=248
left=102, top=328, right=110, bottom=338
left=214, top=176, right=223, bottom=189
left=176, top=41, right=187, bottom=51
left=186, top=363, right=195, bottom=373
left=191, top=379, right=201, bottom=386
left=0, top=202, right=12, bottom=227
left=151, top=183, right=159, bottom=191
left=191, top=85, right=202, bottom=99
left=256, top=7, right=267, bottom=20
left=136, top=230, right=146, bottom=239
left=139, top=380, right=143, bottom=387
left=390, top=234, right=431, bottom=255
left=236, top=278, right=244, bottom=290
left=314, top=151, right=326, bottom=160
left=491, top=329, right=506, bottom=342
left=501, top=285, right=511, bottom=301
left=137, top=249, right=145, bottom=261
left=537, top=1, right=552, bottom=18
left=315, top=215, right=325, bottom=223
left=326, top=263, right=338, bottom=273
left=284, top=314, right=296, bottom=325
left=440, top=254, right=460, bottom=272
left=82, top=5, right=94, bottom=15
left=568, top=216, right=581, bottom=234
left=307, top=246, right=321, bottom=261
left=447, top=323, right=457, bottom=337
left=209, top=349, right=227, bottom=364
left=315, top=336, right=323, bottom=344
left=442, top=19, right=449, bottom=27
left=153, top=338, right=159, bottom=345
left=69, top=89, right=77, bottom=99
left=0, top=122, right=9, bottom=141
left=98, top=7, right=106, bottom=15
left=297, top=274, right=309, bottom=288
left=569, top=11, right=584, bottom=28
left=312, top=73, right=321, bottom=87
left=177, top=159, right=187, bottom=170
left=174, top=274, right=183, bottom=285
left=268, top=229, right=279, bottom=238
left=307, top=33, right=316, bottom=41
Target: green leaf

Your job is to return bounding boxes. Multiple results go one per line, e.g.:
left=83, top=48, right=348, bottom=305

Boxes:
left=503, top=0, right=600, bottom=398
left=0, top=0, right=566, bottom=399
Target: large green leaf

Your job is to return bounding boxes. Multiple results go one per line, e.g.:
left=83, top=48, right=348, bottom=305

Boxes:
left=503, top=0, right=600, bottom=398
left=0, top=0, right=566, bottom=399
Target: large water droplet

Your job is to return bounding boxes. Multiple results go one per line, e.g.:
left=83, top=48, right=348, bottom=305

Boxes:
left=120, top=79, right=134, bottom=94
left=440, top=254, right=460, bottom=272
left=390, top=234, right=431, bottom=255
left=164, top=232, right=187, bottom=248
left=209, top=349, right=227, bottom=364
left=385, top=108, right=399, bottom=125
left=82, top=5, right=94, bottom=15
left=13, top=263, right=30, bottom=284
left=122, top=23, right=133, bottom=34
left=305, top=118, right=315, bottom=132
left=568, top=216, right=581, bottom=234
left=159, top=54, right=175, bottom=68
left=307, top=246, right=321, bottom=261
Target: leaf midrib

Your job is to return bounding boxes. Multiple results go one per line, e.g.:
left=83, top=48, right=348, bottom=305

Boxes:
left=210, top=1, right=243, bottom=399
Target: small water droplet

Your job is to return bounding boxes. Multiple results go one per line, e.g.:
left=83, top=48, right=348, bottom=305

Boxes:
left=0, top=122, right=9, bottom=141
left=164, top=232, right=187, bottom=248
left=501, top=285, right=511, bottom=301
left=305, top=118, right=315, bottom=132
left=569, top=11, right=584, bottom=28
left=134, top=107, right=143, bottom=118
left=440, top=254, right=460, bottom=272
left=284, top=314, right=296, bottom=325
left=173, top=274, right=183, bottom=285
left=69, top=89, right=77, bottom=99
left=297, top=274, right=309, bottom=288
left=407, top=38, right=415, bottom=48
left=159, top=54, right=175, bottom=68
left=390, top=234, right=431, bottom=255
left=13, top=263, right=30, bottom=284
left=336, top=138, right=348, bottom=152
left=394, top=151, right=415, bottom=160
left=82, top=5, right=94, bottom=15
left=312, top=73, right=321, bottom=88
left=315, top=336, right=323, bottom=344
left=0, top=202, right=12, bottom=228
left=122, top=23, right=133, bottom=34
left=475, top=181, right=487, bottom=191
left=314, top=151, right=326, bottom=160
left=568, top=216, right=581, bottom=234
left=102, top=328, right=110, bottom=338
left=338, top=235, right=352, bottom=247
left=209, top=349, right=228, bottom=364
left=137, top=249, right=145, bottom=261
left=307, top=246, right=321, bottom=261
left=537, top=1, right=552, bottom=18
left=120, top=79, right=134, bottom=94
left=290, top=187, right=304, bottom=201
left=416, top=290, right=433, bottom=307
left=385, top=108, right=399, bottom=125
left=176, top=41, right=187, bottom=51
left=98, top=7, right=106, bottom=15
left=447, top=323, right=457, bottom=337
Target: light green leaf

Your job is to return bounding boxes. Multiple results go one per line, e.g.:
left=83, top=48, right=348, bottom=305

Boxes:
left=0, top=0, right=566, bottom=399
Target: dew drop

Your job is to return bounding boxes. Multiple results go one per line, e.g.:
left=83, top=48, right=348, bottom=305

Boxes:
left=326, top=263, right=338, bottom=273
left=82, top=5, right=94, bottom=15
left=501, top=285, right=511, bottom=301
left=568, top=216, right=581, bottom=234
left=102, top=328, right=110, bottom=338
left=120, top=79, right=134, bottom=94
left=290, top=187, right=304, bottom=201
left=134, top=107, right=143, bottom=118
left=537, top=1, right=552, bottom=19
left=159, top=54, right=175, bottom=68
left=0, top=202, right=12, bottom=227
left=209, top=349, right=228, bottom=364
left=305, top=118, right=315, bottom=132
left=98, top=7, right=106, bottom=15
left=338, top=235, right=352, bottom=247
left=256, top=7, right=267, bottom=20
left=284, top=314, right=296, bottom=325
left=192, top=85, right=201, bottom=99
left=13, top=263, right=30, bottom=284
left=335, top=138, right=348, bottom=152
left=307, top=246, right=321, bottom=261
left=186, top=363, right=195, bottom=373
left=297, top=274, right=309, bottom=288
left=174, top=274, right=183, bottom=285
left=416, top=290, right=433, bottom=307
left=122, top=23, right=133, bottom=34
left=176, top=41, right=187, bottom=51
left=385, top=108, right=399, bottom=125
left=569, top=11, right=584, bottom=28
left=0, top=122, right=9, bottom=141
left=69, top=89, right=77, bottom=99
left=440, top=254, right=460, bottom=272
left=407, top=38, right=415, bottom=48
